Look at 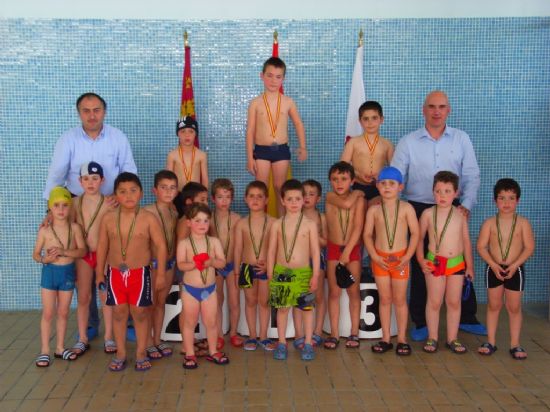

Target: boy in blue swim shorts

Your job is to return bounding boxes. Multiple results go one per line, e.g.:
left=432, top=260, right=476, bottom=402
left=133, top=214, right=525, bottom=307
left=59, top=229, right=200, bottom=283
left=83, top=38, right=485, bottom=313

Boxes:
left=245, top=57, right=308, bottom=216
left=33, top=186, right=87, bottom=367
left=144, top=170, right=179, bottom=359
left=267, top=179, right=320, bottom=361
left=209, top=178, right=243, bottom=349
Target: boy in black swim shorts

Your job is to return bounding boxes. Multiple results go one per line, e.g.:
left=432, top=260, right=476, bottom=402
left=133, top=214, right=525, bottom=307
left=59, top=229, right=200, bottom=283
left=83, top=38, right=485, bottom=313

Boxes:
left=477, top=178, right=534, bottom=360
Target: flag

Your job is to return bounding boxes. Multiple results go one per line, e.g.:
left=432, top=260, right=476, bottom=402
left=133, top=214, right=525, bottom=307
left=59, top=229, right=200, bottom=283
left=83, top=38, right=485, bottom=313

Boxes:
left=344, top=36, right=365, bottom=144
left=180, top=33, right=199, bottom=147
left=267, top=31, right=291, bottom=217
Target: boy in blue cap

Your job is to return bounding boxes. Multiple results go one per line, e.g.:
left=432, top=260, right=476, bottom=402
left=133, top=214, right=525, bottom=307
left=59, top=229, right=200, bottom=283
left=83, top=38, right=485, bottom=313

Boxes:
left=363, top=166, right=419, bottom=355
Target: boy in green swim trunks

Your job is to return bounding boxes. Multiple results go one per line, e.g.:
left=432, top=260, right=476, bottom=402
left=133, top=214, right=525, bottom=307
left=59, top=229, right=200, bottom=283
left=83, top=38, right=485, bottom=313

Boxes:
left=416, top=171, right=474, bottom=354
left=267, top=179, right=320, bottom=360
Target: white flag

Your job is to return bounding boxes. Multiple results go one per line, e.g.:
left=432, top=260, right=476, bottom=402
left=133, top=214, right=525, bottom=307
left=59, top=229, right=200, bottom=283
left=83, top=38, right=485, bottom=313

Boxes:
left=344, top=44, right=365, bottom=143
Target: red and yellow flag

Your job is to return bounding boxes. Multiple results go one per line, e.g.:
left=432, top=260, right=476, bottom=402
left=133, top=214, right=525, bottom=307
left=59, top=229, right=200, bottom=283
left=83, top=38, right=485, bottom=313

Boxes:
left=180, top=31, right=199, bottom=148
left=267, top=31, right=291, bottom=217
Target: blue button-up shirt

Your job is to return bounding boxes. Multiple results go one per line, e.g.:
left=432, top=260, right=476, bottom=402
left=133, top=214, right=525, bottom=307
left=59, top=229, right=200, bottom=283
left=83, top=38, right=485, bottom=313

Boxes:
left=391, top=126, right=480, bottom=211
left=43, top=124, right=137, bottom=199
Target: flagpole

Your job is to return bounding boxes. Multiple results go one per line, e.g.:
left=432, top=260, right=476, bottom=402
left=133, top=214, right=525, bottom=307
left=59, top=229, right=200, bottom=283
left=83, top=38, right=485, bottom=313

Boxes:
left=359, top=29, right=363, bottom=47
left=273, top=30, right=278, bottom=44
left=184, top=30, right=189, bottom=47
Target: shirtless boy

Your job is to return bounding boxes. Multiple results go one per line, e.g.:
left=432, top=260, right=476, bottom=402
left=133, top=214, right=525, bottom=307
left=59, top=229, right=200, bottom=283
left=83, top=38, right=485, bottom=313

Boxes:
left=246, top=57, right=307, bottom=215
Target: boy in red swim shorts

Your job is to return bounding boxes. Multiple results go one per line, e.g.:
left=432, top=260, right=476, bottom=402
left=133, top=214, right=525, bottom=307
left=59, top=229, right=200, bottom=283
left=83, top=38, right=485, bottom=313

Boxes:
left=324, top=161, right=365, bottom=350
left=96, top=172, right=167, bottom=372
left=72, top=162, right=115, bottom=356
left=363, top=167, right=419, bottom=356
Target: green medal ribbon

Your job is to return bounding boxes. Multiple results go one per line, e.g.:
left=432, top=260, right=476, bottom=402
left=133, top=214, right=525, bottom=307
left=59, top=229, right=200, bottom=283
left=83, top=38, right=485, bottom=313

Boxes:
left=281, top=212, right=304, bottom=263
left=496, top=213, right=517, bottom=262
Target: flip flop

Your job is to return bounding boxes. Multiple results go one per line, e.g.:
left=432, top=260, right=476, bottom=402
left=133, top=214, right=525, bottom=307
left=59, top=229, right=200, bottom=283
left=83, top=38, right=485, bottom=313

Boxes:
left=345, top=335, right=360, bottom=349
left=229, top=334, right=244, bottom=348
left=157, top=343, right=173, bottom=357
left=509, top=346, right=527, bottom=360
left=54, top=349, right=77, bottom=361
left=396, top=342, right=412, bottom=356
left=134, top=358, right=152, bottom=371
left=72, top=341, right=90, bottom=357
left=206, top=352, right=230, bottom=365
left=108, top=357, right=127, bottom=372
left=183, top=355, right=198, bottom=369
left=146, top=346, right=163, bottom=360
left=423, top=339, right=438, bottom=353
left=372, top=341, right=393, bottom=354
left=323, top=337, right=339, bottom=350
left=478, top=342, right=498, bottom=356
left=446, top=339, right=468, bottom=354
left=104, top=340, right=117, bottom=354
left=35, top=354, right=50, bottom=367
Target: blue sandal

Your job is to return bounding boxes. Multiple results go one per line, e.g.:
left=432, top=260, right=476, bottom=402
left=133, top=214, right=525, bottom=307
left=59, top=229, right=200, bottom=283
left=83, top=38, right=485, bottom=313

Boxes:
left=312, top=334, right=323, bottom=347
left=478, top=342, right=498, bottom=356
left=273, top=343, right=288, bottom=360
left=293, top=336, right=305, bottom=350
left=301, top=343, right=315, bottom=361
left=243, top=338, right=258, bottom=351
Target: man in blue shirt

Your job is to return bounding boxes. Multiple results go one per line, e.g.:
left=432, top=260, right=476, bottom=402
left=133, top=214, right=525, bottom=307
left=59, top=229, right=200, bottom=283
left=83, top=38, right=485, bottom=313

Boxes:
left=43, top=92, right=137, bottom=341
left=392, top=90, right=486, bottom=341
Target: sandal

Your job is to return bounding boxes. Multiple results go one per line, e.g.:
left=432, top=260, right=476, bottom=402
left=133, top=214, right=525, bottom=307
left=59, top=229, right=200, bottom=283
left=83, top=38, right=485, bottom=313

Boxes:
left=446, top=339, right=468, bottom=354
left=146, top=346, right=163, bottom=360
left=183, top=355, right=198, bottom=369
left=229, top=334, right=244, bottom=348
left=312, top=334, right=323, bottom=347
left=206, top=352, right=230, bottom=365
left=104, top=340, right=117, bottom=354
left=323, top=337, right=339, bottom=350
left=509, top=346, right=527, bottom=360
left=35, top=354, right=50, bottom=367
left=54, top=349, right=77, bottom=361
left=478, top=342, right=498, bottom=356
left=216, top=337, right=225, bottom=351
left=273, top=343, right=288, bottom=360
left=259, top=339, right=275, bottom=351
left=243, top=338, right=258, bottom=351
left=396, top=342, right=412, bottom=356
left=345, top=335, right=360, bottom=349
left=372, top=341, right=393, bottom=354
left=157, top=343, right=173, bottom=357
left=423, top=339, right=438, bottom=353
left=301, top=343, right=315, bottom=361
left=108, top=357, right=127, bottom=372
left=134, top=358, right=152, bottom=371
left=72, top=341, right=90, bottom=357
left=293, top=336, right=305, bottom=350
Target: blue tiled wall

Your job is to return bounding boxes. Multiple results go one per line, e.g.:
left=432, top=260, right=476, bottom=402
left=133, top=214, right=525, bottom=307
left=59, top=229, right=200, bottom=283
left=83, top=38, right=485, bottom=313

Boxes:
left=1, top=18, right=549, bottom=310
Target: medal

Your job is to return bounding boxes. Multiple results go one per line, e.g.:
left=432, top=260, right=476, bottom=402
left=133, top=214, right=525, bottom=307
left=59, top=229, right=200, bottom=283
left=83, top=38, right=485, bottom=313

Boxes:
left=338, top=208, right=350, bottom=240
left=51, top=222, right=72, bottom=250
left=189, top=235, right=211, bottom=284
left=496, top=213, right=517, bottom=263
left=155, top=203, right=176, bottom=255
left=363, top=133, right=379, bottom=178
left=249, top=214, right=268, bottom=260
left=214, top=211, right=231, bottom=258
left=262, top=92, right=281, bottom=145
left=178, top=145, right=196, bottom=183
left=433, top=205, right=453, bottom=256
left=117, top=206, right=139, bottom=269
left=79, top=194, right=104, bottom=238
left=281, top=212, right=304, bottom=263
left=381, top=199, right=400, bottom=251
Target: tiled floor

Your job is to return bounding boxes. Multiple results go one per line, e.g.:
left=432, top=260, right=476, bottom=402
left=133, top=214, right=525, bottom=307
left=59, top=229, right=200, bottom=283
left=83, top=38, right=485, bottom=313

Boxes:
left=1, top=305, right=549, bottom=411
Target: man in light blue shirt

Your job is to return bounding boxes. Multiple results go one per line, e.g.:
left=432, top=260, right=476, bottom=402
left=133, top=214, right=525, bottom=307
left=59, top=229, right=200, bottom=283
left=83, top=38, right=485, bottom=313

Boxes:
left=392, top=90, right=485, bottom=341
left=43, top=93, right=137, bottom=342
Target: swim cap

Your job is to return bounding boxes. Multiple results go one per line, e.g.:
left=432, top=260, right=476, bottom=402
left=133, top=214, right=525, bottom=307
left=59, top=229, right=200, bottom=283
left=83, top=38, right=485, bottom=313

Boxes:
left=176, top=116, right=198, bottom=136
left=80, top=161, right=104, bottom=178
left=377, top=166, right=403, bottom=184
left=48, top=186, right=72, bottom=209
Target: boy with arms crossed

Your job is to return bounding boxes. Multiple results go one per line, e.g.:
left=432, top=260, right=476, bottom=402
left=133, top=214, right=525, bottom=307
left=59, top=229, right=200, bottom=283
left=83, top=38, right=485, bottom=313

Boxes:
left=477, top=178, right=534, bottom=359
left=143, top=170, right=179, bottom=359
left=363, top=167, right=419, bottom=355
left=340, top=101, right=394, bottom=205
left=267, top=179, right=320, bottom=360
left=96, top=172, right=167, bottom=371
left=246, top=57, right=307, bottom=215
left=73, top=162, right=115, bottom=356
left=324, top=161, right=365, bottom=350
left=34, top=187, right=87, bottom=366
left=234, top=181, right=276, bottom=351
left=210, top=178, right=243, bottom=348
left=177, top=203, right=229, bottom=369
left=417, top=171, right=473, bottom=354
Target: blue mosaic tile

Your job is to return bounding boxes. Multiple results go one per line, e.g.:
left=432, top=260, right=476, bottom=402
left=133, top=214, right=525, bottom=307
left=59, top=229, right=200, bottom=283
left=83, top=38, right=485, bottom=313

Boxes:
left=0, top=17, right=549, bottom=309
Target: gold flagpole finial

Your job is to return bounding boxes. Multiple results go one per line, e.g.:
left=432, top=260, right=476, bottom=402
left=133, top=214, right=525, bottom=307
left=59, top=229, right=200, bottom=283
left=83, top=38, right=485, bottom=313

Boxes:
left=359, top=29, right=364, bottom=47
left=273, top=30, right=278, bottom=44
left=184, top=30, right=189, bottom=47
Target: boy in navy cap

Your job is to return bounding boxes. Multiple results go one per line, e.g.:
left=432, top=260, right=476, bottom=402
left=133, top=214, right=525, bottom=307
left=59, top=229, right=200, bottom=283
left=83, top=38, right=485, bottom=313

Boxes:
left=363, top=166, right=419, bottom=355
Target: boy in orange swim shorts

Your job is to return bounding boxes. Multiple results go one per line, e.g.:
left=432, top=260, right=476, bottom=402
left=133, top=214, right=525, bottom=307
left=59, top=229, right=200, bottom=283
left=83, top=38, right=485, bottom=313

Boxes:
left=364, top=167, right=419, bottom=355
